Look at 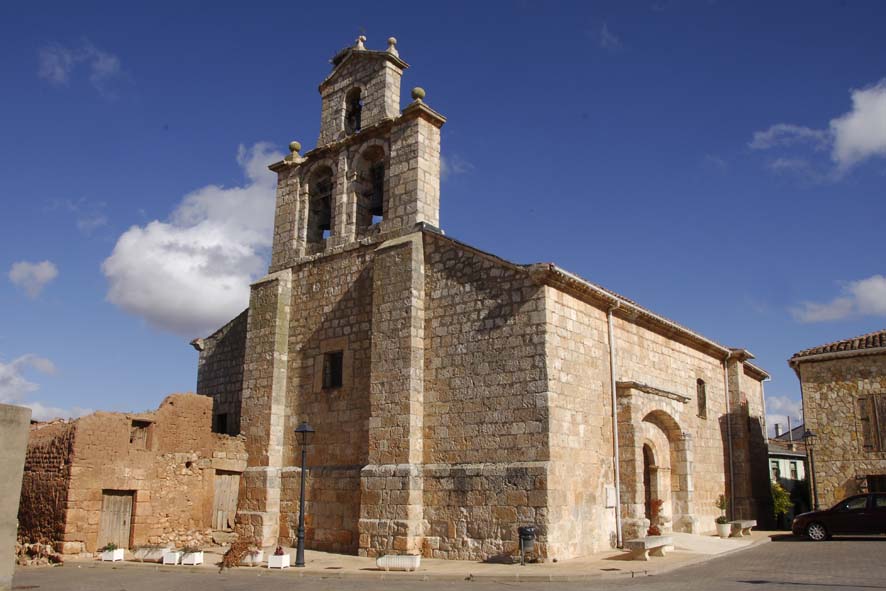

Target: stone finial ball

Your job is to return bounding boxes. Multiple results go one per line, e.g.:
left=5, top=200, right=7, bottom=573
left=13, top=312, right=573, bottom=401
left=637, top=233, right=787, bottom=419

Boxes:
left=289, top=141, right=301, bottom=153
left=411, top=87, right=426, bottom=101
left=388, top=37, right=397, bottom=46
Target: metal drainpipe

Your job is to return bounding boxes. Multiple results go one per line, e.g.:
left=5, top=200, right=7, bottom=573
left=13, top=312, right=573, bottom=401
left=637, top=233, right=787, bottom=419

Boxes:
left=607, top=302, right=623, bottom=547
left=722, top=351, right=735, bottom=520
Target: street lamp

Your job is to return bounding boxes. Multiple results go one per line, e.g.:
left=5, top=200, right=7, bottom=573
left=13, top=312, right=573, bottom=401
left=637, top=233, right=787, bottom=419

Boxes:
left=803, top=429, right=819, bottom=511
left=294, top=421, right=315, bottom=568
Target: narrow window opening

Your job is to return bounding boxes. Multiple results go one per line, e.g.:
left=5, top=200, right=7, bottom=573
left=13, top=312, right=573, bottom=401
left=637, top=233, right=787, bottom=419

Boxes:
left=789, top=461, right=798, bottom=480
left=323, top=351, right=344, bottom=389
left=345, top=88, right=363, bottom=135
left=307, top=168, right=334, bottom=244
left=356, top=146, right=386, bottom=230
left=771, top=460, right=780, bottom=480
left=696, top=379, right=707, bottom=419
left=130, top=420, right=152, bottom=449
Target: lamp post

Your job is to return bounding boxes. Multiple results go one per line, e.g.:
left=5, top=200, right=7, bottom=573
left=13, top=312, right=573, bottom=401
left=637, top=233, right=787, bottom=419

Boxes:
left=294, top=421, right=314, bottom=568
left=803, top=429, right=819, bottom=511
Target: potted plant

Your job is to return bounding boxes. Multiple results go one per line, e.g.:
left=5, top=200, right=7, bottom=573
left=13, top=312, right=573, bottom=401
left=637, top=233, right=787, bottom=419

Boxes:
left=162, top=548, right=183, bottom=565
left=647, top=499, right=664, bottom=536
left=181, top=545, right=204, bottom=566
left=715, top=494, right=731, bottom=538
left=99, top=542, right=125, bottom=562
left=267, top=545, right=290, bottom=569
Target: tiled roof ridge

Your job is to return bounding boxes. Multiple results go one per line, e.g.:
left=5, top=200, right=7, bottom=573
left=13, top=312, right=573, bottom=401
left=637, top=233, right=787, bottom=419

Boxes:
left=791, top=328, right=886, bottom=360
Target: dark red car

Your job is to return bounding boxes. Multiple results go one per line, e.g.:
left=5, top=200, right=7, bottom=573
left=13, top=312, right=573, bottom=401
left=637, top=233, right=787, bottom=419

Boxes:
left=792, top=493, right=886, bottom=541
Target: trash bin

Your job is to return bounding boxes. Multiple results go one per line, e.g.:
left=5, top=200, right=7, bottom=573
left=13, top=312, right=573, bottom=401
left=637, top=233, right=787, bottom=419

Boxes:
left=517, top=525, right=537, bottom=565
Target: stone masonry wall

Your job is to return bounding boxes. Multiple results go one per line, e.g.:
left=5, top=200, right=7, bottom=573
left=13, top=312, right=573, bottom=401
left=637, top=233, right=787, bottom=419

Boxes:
left=543, top=288, right=616, bottom=558
left=18, top=421, right=75, bottom=547
left=798, top=353, right=886, bottom=507
left=195, top=309, right=248, bottom=434
left=420, top=234, right=551, bottom=559
left=611, top=313, right=738, bottom=532
left=278, top=246, right=374, bottom=553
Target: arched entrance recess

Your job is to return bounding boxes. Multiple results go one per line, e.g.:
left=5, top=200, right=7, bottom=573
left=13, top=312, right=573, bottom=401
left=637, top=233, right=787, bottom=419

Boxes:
left=616, top=385, right=699, bottom=538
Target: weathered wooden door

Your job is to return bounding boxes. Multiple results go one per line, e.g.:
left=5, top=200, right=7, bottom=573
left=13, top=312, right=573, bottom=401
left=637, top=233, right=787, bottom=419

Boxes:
left=213, top=471, right=240, bottom=530
left=98, top=491, right=134, bottom=549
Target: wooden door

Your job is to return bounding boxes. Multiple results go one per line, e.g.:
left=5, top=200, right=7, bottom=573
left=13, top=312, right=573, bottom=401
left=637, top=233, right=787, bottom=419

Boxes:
left=213, top=471, right=240, bottom=530
left=98, top=491, right=134, bottom=549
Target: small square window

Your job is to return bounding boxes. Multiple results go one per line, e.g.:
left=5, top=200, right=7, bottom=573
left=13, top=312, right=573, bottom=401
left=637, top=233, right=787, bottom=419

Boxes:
left=323, top=351, right=344, bottom=389
left=213, top=413, right=229, bottom=435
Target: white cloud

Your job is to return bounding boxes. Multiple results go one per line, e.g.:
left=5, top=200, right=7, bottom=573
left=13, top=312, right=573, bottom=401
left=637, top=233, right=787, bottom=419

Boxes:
left=440, top=154, right=474, bottom=180
left=750, top=78, right=886, bottom=176
left=749, top=124, right=829, bottom=151
left=24, top=401, right=93, bottom=422
left=38, top=40, right=123, bottom=97
left=598, top=22, right=622, bottom=52
left=102, top=142, right=284, bottom=337
left=9, top=260, right=59, bottom=298
left=76, top=214, right=108, bottom=234
left=791, top=274, right=886, bottom=323
left=46, top=197, right=109, bottom=234
left=765, top=394, right=803, bottom=438
left=830, top=79, right=886, bottom=171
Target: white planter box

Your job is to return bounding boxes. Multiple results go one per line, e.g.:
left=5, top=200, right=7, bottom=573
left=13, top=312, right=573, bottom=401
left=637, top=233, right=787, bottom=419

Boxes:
left=268, top=554, right=290, bottom=569
left=376, top=554, right=421, bottom=572
left=240, top=550, right=264, bottom=566
left=716, top=522, right=731, bottom=539
left=181, top=551, right=204, bottom=565
left=134, top=546, right=171, bottom=563
left=162, top=551, right=182, bottom=565
left=101, top=548, right=125, bottom=562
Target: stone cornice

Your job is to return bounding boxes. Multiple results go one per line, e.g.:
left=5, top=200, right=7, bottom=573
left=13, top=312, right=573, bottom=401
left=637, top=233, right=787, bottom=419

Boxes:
left=616, top=381, right=690, bottom=404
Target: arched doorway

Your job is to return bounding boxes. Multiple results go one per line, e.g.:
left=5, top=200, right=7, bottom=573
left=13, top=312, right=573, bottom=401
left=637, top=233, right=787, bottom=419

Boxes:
left=643, top=444, right=655, bottom=520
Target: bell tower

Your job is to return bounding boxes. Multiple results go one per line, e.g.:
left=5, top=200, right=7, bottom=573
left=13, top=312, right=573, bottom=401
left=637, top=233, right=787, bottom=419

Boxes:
left=267, top=36, right=446, bottom=272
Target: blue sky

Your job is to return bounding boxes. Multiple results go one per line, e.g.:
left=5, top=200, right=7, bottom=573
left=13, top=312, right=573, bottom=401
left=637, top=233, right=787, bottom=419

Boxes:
left=1, top=1, right=884, bottom=433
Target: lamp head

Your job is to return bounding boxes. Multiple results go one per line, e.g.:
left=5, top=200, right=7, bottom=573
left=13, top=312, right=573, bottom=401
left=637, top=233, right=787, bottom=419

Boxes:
left=295, top=421, right=315, bottom=446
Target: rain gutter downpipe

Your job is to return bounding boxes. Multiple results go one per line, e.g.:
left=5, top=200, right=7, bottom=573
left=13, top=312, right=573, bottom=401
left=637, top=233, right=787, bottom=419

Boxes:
left=607, top=302, right=623, bottom=548
left=723, top=350, right=735, bottom=520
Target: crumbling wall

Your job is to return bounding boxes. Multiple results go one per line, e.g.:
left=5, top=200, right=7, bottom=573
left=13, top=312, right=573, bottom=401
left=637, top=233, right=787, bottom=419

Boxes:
left=195, top=309, right=248, bottom=435
left=18, top=420, right=75, bottom=547
left=21, top=394, right=247, bottom=553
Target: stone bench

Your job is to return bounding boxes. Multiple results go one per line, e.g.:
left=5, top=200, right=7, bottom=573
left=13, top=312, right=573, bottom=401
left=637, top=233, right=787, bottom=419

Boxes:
left=623, top=535, right=673, bottom=561
left=730, top=520, right=756, bottom=537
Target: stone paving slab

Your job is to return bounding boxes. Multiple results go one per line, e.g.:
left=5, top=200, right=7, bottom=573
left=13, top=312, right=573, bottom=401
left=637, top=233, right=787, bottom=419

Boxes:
left=53, top=531, right=772, bottom=582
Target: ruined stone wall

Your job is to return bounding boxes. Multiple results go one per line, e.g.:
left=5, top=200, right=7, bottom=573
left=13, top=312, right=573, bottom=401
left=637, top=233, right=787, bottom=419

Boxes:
left=420, top=235, right=550, bottom=560
left=542, top=288, right=616, bottom=558
left=195, top=309, right=248, bottom=435
left=56, top=394, right=246, bottom=552
left=18, top=421, right=75, bottom=547
left=798, top=353, right=886, bottom=507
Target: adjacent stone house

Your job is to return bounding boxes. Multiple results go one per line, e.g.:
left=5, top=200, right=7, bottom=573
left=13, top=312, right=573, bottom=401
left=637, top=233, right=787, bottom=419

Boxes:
left=194, top=36, right=771, bottom=561
left=18, top=394, right=246, bottom=554
left=790, top=329, right=886, bottom=507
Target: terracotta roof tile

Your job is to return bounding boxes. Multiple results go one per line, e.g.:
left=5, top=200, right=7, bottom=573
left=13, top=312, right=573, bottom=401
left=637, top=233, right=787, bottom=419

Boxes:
left=791, top=328, right=886, bottom=360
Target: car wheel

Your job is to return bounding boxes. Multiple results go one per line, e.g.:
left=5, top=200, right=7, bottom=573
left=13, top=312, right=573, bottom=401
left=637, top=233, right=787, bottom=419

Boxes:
left=806, top=522, right=828, bottom=541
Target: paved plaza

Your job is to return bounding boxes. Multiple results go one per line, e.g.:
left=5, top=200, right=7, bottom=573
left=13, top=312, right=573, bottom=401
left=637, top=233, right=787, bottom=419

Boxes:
left=11, top=534, right=886, bottom=590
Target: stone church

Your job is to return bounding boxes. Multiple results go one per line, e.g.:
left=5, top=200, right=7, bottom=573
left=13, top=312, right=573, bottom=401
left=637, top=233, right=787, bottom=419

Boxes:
left=194, top=36, right=771, bottom=561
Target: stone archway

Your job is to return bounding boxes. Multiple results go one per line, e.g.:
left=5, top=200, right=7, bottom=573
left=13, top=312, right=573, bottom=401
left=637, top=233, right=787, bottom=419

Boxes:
left=617, top=385, right=699, bottom=538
